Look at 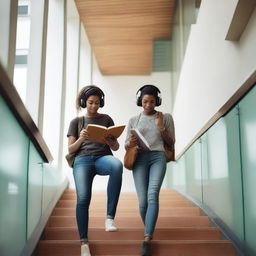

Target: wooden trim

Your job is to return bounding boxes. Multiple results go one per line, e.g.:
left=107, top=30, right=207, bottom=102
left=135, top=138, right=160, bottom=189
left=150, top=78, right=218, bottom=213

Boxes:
left=176, top=69, right=256, bottom=159
left=225, top=0, right=256, bottom=41
left=0, top=63, right=53, bottom=162
left=195, top=0, right=201, bottom=9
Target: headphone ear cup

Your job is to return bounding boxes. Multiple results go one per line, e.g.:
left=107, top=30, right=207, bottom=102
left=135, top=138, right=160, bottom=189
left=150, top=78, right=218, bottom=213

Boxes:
left=100, top=98, right=104, bottom=108
left=137, top=98, right=142, bottom=106
left=80, top=98, right=86, bottom=108
left=136, top=90, right=142, bottom=106
left=156, top=97, right=161, bottom=106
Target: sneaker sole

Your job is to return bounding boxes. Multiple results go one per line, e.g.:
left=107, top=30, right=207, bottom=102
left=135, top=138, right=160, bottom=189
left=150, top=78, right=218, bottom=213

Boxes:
left=105, top=228, right=118, bottom=232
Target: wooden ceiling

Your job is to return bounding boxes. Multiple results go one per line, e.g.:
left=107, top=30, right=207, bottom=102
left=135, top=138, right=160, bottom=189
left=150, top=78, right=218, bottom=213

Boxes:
left=75, top=0, right=175, bottom=75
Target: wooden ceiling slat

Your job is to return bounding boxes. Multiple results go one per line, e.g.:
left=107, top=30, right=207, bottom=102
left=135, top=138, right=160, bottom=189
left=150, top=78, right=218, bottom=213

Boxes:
left=82, top=15, right=172, bottom=28
left=75, top=0, right=175, bottom=75
left=75, top=0, right=175, bottom=15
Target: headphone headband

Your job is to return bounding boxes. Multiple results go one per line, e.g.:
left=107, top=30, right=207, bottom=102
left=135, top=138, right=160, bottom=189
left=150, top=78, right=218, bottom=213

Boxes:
left=136, top=84, right=162, bottom=106
left=80, top=86, right=105, bottom=108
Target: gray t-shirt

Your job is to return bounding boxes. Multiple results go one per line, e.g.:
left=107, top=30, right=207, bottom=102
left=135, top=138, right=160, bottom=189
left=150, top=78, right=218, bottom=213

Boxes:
left=125, top=112, right=175, bottom=151
left=67, top=114, right=114, bottom=157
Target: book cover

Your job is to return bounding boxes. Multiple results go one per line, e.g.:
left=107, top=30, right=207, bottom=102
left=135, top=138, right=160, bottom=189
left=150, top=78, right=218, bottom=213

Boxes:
left=86, top=124, right=125, bottom=144
left=131, top=128, right=151, bottom=150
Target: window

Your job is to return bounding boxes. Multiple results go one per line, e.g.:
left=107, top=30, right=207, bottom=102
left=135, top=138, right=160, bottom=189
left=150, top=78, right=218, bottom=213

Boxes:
left=13, top=0, right=31, bottom=102
left=18, top=5, right=29, bottom=15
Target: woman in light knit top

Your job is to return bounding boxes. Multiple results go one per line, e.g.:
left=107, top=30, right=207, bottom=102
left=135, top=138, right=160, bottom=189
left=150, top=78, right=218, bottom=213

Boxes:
left=125, top=85, right=175, bottom=256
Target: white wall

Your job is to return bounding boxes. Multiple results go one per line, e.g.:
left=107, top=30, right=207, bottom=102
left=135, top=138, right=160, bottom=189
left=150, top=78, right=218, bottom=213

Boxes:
left=173, top=0, right=256, bottom=155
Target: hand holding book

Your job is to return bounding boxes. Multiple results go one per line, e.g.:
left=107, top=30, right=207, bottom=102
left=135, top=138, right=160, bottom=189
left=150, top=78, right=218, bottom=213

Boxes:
left=130, top=128, right=151, bottom=151
left=104, top=134, right=117, bottom=147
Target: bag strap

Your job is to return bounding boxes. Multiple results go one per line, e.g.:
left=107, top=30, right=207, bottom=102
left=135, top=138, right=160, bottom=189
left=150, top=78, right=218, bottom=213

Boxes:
left=77, top=116, right=84, bottom=137
left=134, top=113, right=141, bottom=128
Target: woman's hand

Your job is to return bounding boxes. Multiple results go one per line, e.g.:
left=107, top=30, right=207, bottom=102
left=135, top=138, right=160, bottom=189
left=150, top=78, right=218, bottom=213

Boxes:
left=155, top=111, right=165, bottom=132
left=79, top=129, right=89, bottom=141
left=127, top=134, right=138, bottom=148
left=104, top=135, right=119, bottom=150
left=104, top=135, right=116, bottom=147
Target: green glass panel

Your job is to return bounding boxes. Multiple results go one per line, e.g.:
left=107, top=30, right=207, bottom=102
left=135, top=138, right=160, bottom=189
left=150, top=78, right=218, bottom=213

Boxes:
left=239, top=86, right=256, bottom=254
left=0, top=95, right=29, bottom=256
left=166, top=162, right=175, bottom=188
left=201, top=108, right=243, bottom=241
left=171, top=154, right=187, bottom=193
left=42, top=164, right=60, bottom=214
left=27, top=142, right=43, bottom=239
left=185, top=140, right=202, bottom=203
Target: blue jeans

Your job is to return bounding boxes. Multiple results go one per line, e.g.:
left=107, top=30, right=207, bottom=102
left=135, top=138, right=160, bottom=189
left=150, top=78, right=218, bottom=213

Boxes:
left=73, top=155, right=123, bottom=242
left=132, top=151, right=166, bottom=238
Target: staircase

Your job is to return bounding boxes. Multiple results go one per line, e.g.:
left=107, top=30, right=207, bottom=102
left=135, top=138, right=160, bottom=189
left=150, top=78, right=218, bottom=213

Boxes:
left=37, top=189, right=238, bottom=256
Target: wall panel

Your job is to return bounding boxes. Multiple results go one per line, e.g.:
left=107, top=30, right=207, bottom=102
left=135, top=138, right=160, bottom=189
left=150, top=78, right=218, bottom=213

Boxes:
left=185, top=140, right=202, bottom=203
left=239, top=86, right=256, bottom=254
left=0, top=95, right=29, bottom=256
left=202, top=108, right=244, bottom=241
left=27, top=142, right=43, bottom=239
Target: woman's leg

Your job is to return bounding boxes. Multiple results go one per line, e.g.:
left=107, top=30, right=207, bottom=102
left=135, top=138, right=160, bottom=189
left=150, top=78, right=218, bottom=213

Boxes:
left=133, top=151, right=166, bottom=238
left=73, top=156, right=95, bottom=243
left=133, top=152, right=166, bottom=256
left=95, top=155, right=123, bottom=219
left=144, top=151, right=166, bottom=238
left=132, top=152, right=150, bottom=224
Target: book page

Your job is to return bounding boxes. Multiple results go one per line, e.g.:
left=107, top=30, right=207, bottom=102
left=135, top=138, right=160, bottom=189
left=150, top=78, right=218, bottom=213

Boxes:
left=107, top=125, right=125, bottom=138
left=86, top=124, right=125, bottom=144
left=131, top=128, right=151, bottom=150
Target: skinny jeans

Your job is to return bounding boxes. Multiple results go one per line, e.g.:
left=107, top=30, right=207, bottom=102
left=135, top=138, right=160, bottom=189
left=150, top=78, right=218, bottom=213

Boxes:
left=132, top=151, right=166, bottom=238
left=73, top=155, right=123, bottom=242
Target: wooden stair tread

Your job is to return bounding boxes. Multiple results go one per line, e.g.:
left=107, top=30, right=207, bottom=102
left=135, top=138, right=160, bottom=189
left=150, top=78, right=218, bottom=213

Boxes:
left=52, top=206, right=201, bottom=217
left=38, top=240, right=237, bottom=256
left=44, top=226, right=221, bottom=240
left=48, top=215, right=210, bottom=228
left=39, top=239, right=235, bottom=244
left=56, top=199, right=192, bottom=208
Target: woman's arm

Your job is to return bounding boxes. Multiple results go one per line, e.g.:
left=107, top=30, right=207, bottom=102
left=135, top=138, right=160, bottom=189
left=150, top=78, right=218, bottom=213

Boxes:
left=125, top=134, right=138, bottom=150
left=155, top=112, right=175, bottom=146
left=68, top=129, right=88, bottom=153
left=125, top=118, right=138, bottom=150
left=159, top=128, right=174, bottom=146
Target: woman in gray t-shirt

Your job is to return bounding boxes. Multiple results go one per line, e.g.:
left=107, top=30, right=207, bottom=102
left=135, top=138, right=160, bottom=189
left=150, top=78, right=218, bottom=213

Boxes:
left=125, top=85, right=175, bottom=256
left=67, top=85, right=123, bottom=256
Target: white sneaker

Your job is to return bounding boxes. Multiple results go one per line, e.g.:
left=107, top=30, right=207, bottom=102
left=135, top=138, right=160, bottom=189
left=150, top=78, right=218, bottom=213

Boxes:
left=105, top=218, right=117, bottom=232
left=81, top=244, right=91, bottom=256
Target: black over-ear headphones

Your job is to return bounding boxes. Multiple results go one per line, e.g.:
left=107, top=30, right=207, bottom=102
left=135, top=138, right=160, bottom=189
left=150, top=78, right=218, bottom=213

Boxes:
left=136, top=85, right=162, bottom=106
left=80, top=86, right=105, bottom=108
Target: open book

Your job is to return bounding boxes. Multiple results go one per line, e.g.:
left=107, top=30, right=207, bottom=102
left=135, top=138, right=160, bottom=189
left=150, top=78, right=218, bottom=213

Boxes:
left=131, top=128, right=151, bottom=151
left=86, top=124, right=125, bottom=144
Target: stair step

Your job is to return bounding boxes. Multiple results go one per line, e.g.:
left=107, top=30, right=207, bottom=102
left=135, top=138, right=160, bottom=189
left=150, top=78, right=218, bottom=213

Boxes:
left=52, top=207, right=200, bottom=217
left=56, top=199, right=191, bottom=208
left=63, top=189, right=180, bottom=196
left=48, top=216, right=209, bottom=228
left=44, top=227, right=221, bottom=240
left=61, top=193, right=185, bottom=201
left=38, top=240, right=238, bottom=256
